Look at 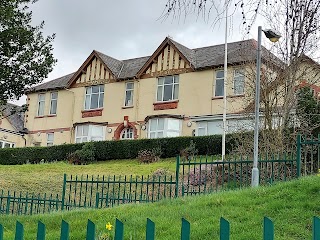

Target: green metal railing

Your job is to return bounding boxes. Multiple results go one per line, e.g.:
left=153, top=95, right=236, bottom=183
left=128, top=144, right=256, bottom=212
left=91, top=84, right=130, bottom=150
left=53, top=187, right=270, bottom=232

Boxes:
left=296, top=134, right=320, bottom=176
left=0, top=190, right=61, bottom=215
left=2, top=217, right=319, bottom=239
left=1, top=134, right=319, bottom=216
left=179, top=153, right=296, bottom=196
left=62, top=174, right=177, bottom=210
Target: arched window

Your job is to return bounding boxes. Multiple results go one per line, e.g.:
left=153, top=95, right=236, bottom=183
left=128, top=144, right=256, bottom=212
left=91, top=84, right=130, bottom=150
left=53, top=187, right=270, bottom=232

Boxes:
left=120, top=128, right=134, bottom=139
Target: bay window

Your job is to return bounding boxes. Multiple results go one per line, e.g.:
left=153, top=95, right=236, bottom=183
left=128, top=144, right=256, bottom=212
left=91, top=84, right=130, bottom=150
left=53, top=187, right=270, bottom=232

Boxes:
left=75, top=124, right=105, bottom=143
left=148, top=118, right=181, bottom=138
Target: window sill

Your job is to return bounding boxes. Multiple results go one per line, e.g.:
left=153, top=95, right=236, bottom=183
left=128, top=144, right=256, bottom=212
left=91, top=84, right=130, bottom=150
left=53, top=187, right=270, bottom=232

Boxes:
left=229, top=94, right=245, bottom=98
left=154, top=100, right=179, bottom=104
left=153, top=100, right=179, bottom=110
left=35, top=114, right=57, bottom=119
left=82, top=108, right=103, bottom=118
left=82, top=108, right=104, bottom=113
left=122, top=106, right=134, bottom=109
left=211, top=95, right=245, bottom=100
left=212, top=96, right=223, bottom=100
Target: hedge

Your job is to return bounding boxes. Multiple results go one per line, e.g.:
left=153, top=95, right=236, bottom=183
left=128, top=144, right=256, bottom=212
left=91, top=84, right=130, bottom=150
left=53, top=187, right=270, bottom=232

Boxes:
left=0, top=133, right=246, bottom=165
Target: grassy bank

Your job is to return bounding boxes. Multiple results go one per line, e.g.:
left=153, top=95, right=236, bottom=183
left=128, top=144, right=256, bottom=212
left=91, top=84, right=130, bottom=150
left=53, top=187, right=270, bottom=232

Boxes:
left=0, top=159, right=176, bottom=195
left=0, top=176, right=319, bottom=239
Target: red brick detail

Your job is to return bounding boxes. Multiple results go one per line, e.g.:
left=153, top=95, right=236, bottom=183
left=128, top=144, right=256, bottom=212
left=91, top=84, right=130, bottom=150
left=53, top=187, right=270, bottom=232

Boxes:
left=114, top=122, right=138, bottom=140
left=124, top=116, right=129, bottom=121
left=82, top=109, right=103, bottom=118
left=153, top=101, right=178, bottom=110
left=29, top=127, right=71, bottom=134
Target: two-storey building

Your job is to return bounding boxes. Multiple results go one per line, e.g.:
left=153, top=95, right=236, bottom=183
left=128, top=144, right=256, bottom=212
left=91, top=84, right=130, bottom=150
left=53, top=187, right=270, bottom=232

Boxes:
left=24, top=37, right=269, bottom=146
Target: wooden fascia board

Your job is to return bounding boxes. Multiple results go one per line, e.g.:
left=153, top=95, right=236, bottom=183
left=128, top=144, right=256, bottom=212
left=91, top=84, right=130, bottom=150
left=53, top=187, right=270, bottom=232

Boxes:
left=66, top=51, right=117, bottom=88
left=136, top=38, right=193, bottom=77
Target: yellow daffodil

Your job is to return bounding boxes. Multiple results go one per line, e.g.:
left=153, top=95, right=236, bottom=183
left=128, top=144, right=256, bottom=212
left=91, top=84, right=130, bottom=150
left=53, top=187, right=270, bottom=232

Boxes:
left=106, top=222, right=113, bottom=231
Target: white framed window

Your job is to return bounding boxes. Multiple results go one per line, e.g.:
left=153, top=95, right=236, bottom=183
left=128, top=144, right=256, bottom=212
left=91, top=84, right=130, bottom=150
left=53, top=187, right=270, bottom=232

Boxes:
left=37, top=93, right=45, bottom=116
left=156, top=75, right=179, bottom=102
left=0, top=140, right=15, bottom=148
left=233, top=69, right=245, bottom=95
left=47, top=133, right=54, bottom=146
left=148, top=118, right=181, bottom=139
left=75, top=124, right=105, bottom=143
left=124, top=82, right=134, bottom=107
left=84, top=85, right=104, bottom=110
left=196, top=121, right=223, bottom=136
left=120, top=128, right=134, bottom=139
left=49, top=92, right=58, bottom=115
left=214, top=71, right=224, bottom=97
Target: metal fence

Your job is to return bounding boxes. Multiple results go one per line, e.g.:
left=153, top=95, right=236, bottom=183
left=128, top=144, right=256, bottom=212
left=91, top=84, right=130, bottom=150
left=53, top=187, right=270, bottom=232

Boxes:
left=297, top=134, right=320, bottom=176
left=0, top=134, right=319, bottom=215
left=62, top=174, right=177, bottom=210
left=178, top=153, right=297, bottom=196
left=3, top=217, right=320, bottom=240
left=0, top=190, right=61, bottom=215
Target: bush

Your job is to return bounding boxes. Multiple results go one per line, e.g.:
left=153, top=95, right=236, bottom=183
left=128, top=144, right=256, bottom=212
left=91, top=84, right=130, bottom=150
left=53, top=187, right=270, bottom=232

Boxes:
left=180, top=140, right=198, bottom=161
left=0, top=133, right=242, bottom=165
left=138, top=147, right=162, bottom=163
left=67, top=142, right=96, bottom=165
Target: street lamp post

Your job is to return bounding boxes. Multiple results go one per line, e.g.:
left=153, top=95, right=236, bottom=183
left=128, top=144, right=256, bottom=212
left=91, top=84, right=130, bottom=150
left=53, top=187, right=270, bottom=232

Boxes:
left=251, top=26, right=281, bottom=187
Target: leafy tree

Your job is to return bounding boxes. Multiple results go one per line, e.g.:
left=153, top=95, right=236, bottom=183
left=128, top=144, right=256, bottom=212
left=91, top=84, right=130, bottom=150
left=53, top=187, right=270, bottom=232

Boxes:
left=0, top=0, right=56, bottom=103
left=297, top=86, right=320, bottom=136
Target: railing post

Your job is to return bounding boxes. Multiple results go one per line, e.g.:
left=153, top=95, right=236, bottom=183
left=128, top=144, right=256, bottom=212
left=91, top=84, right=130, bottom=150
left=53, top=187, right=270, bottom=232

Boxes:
left=114, top=219, right=124, bottom=240
left=37, top=221, right=46, bottom=240
left=95, top=192, right=99, bottom=209
left=175, top=156, right=180, bottom=198
left=0, top=224, right=3, bottom=240
left=181, top=218, right=190, bottom=240
left=6, top=194, right=10, bottom=215
left=61, top=174, right=67, bottom=211
left=263, top=217, right=274, bottom=240
left=220, top=217, right=230, bottom=240
left=15, top=221, right=23, bottom=240
left=296, top=134, right=301, bottom=178
left=313, top=216, right=320, bottom=240
left=146, top=218, right=155, bottom=240
left=60, top=220, right=69, bottom=240
left=86, top=219, right=95, bottom=240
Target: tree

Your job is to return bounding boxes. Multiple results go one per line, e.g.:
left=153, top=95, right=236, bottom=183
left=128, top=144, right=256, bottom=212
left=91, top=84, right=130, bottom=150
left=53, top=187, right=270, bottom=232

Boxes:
left=0, top=0, right=56, bottom=103
left=162, top=0, right=320, bottom=153
left=296, top=86, right=320, bottom=137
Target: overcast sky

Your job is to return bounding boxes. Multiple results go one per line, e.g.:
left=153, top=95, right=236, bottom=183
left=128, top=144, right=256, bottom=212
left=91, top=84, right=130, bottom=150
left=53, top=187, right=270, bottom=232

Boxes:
left=14, top=0, right=262, bottom=105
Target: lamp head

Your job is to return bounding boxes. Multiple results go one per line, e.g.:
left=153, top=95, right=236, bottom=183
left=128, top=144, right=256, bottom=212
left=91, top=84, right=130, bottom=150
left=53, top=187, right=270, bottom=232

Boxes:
left=262, top=29, right=281, bottom=42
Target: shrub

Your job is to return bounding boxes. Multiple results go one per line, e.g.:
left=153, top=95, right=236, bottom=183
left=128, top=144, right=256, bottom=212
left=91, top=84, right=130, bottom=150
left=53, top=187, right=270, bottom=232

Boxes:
left=180, top=140, right=198, bottom=161
left=138, top=147, right=162, bottom=163
left=67, top=142, right=96, bottom=165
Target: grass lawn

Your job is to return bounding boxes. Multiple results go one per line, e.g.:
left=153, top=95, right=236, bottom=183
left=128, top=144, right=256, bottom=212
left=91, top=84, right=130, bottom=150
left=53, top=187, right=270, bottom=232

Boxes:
left=0, top=158, right=176, bottom=195
left=0, top=176, right=319, bottom=239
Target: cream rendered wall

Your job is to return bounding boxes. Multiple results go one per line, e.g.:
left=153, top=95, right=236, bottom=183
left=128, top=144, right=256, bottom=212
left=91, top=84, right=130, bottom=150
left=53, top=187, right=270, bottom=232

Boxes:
left=26, top=65, right=252, bottom=145
left=26, top=90, right=74, bottom=146
left=0, top=118, right=25, bottom=147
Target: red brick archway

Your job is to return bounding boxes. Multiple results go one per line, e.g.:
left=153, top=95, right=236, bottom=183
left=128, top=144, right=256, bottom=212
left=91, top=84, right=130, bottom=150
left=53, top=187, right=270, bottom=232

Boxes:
left=114, top=122, right=138, bottom=140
